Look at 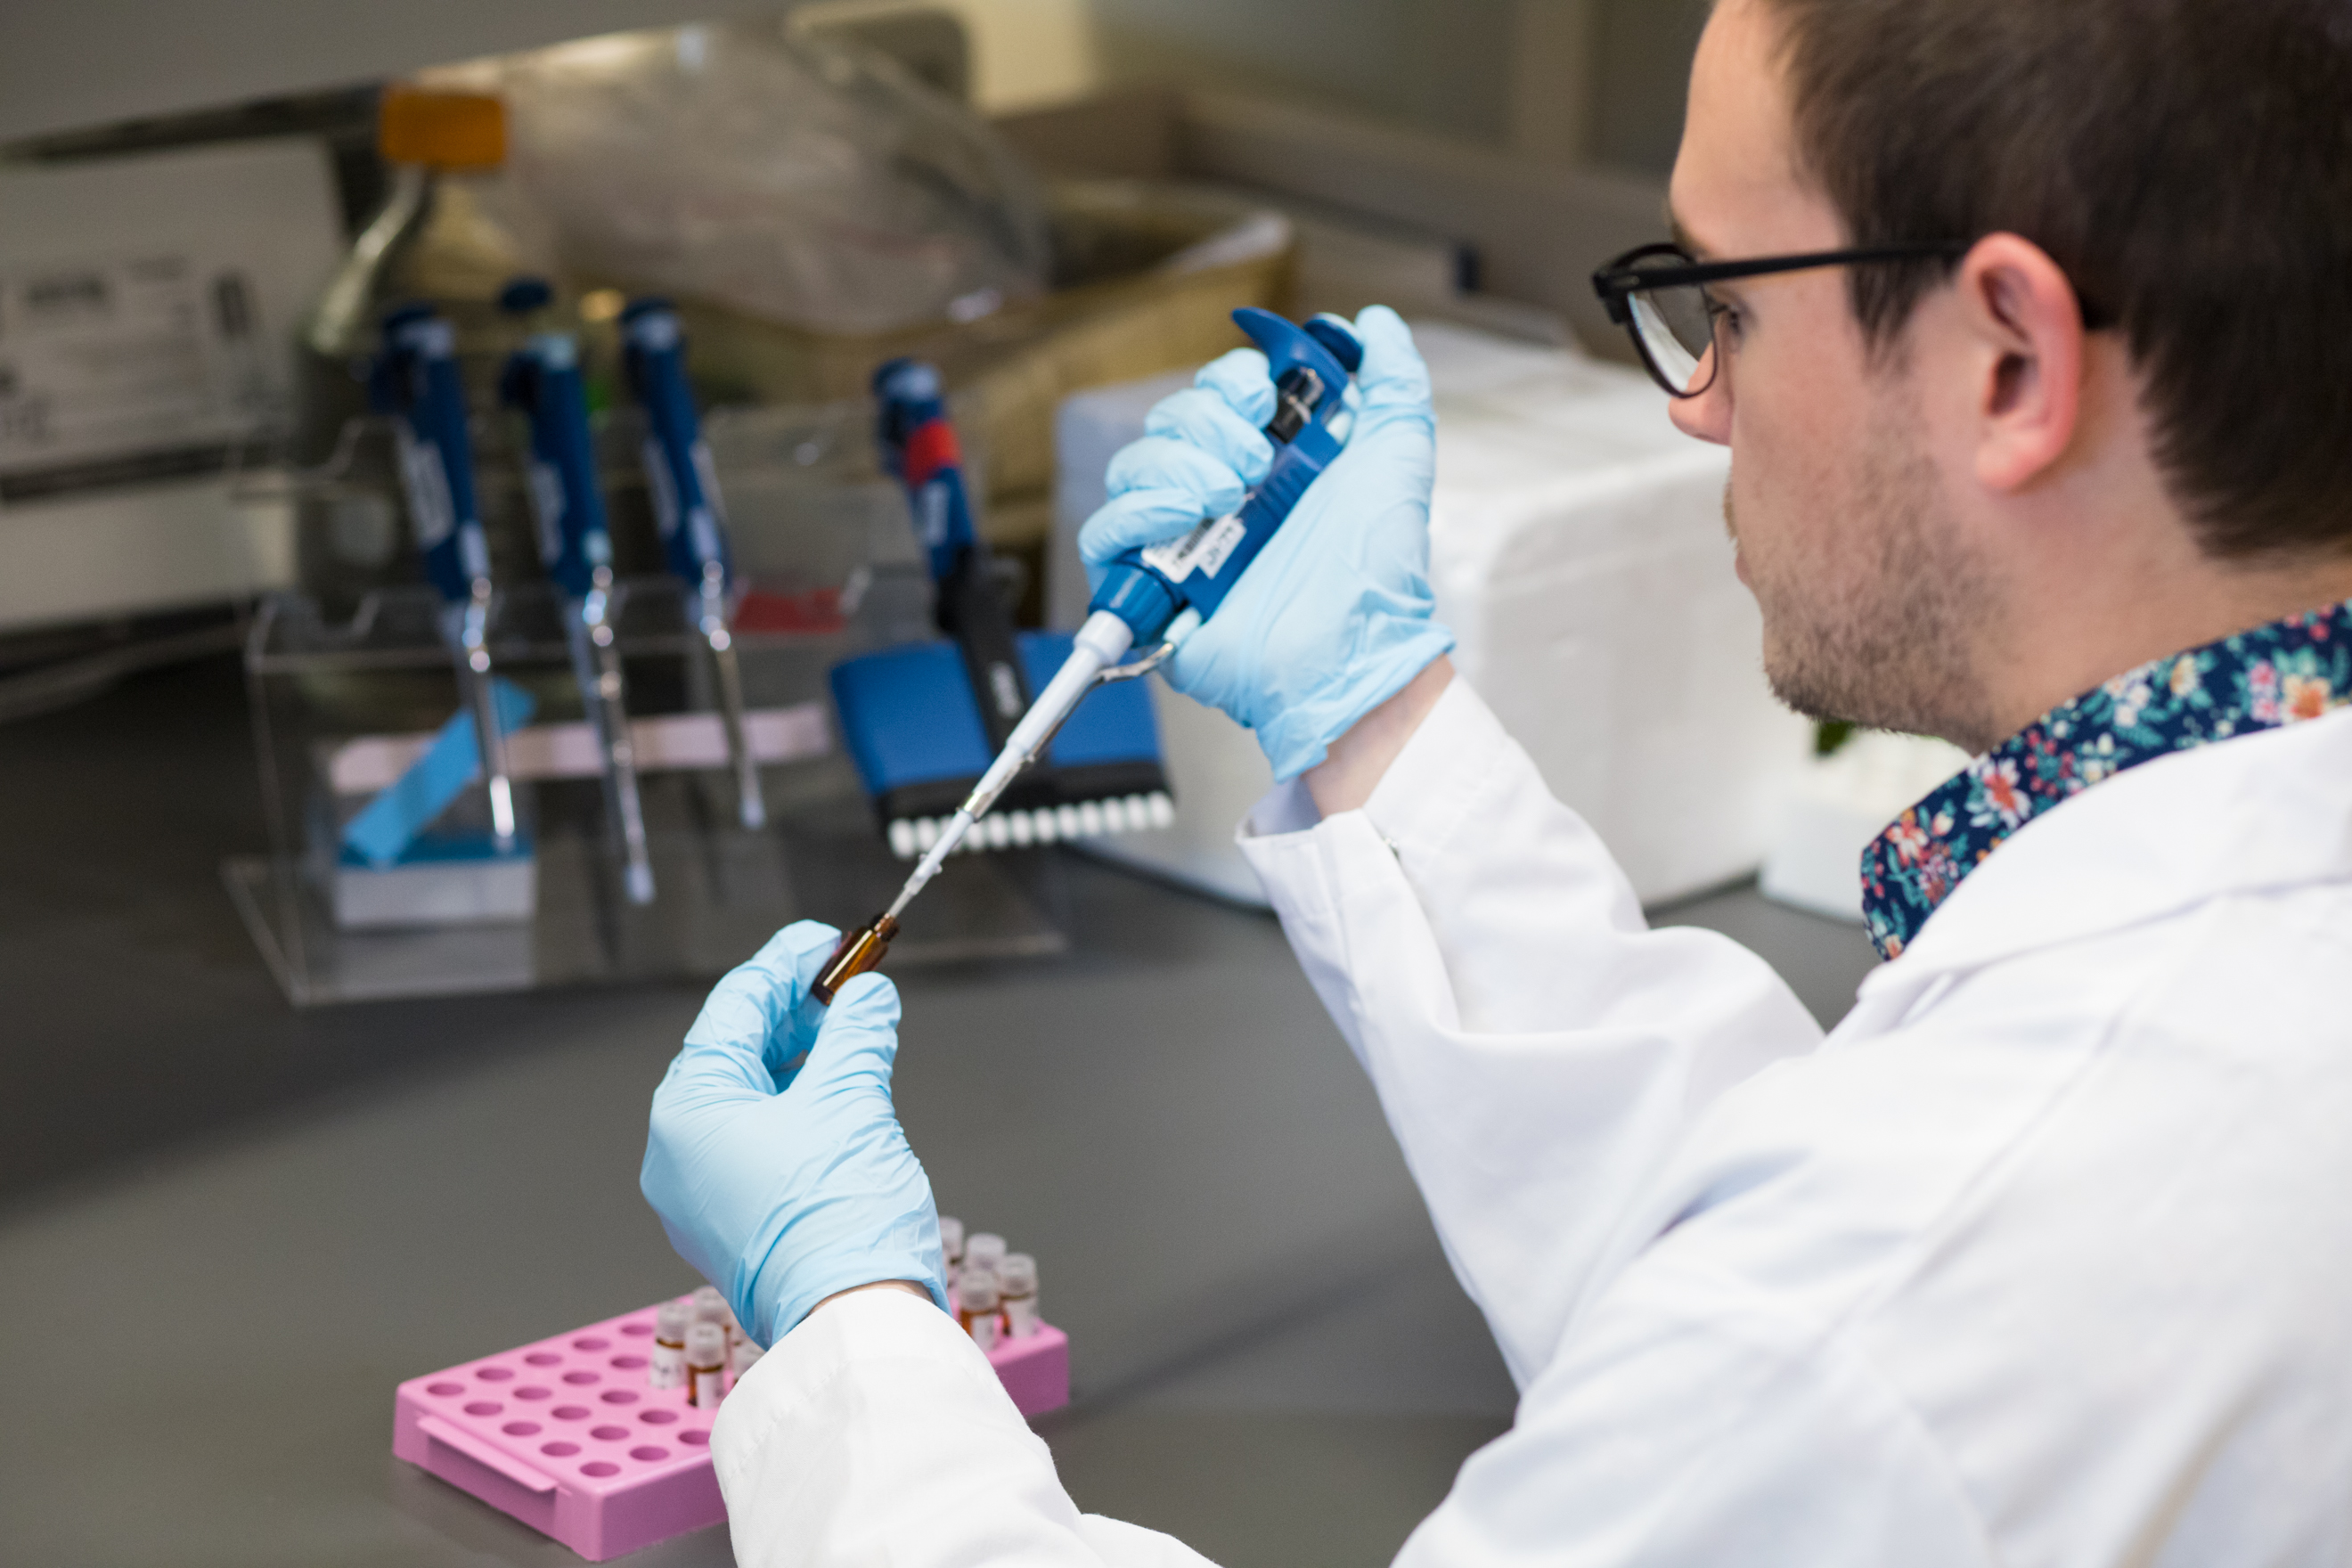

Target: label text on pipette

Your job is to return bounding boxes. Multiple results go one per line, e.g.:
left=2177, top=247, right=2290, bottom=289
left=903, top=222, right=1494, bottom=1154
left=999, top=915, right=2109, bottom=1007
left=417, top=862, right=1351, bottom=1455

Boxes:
left=1139, top=510, right=1246, bottom=583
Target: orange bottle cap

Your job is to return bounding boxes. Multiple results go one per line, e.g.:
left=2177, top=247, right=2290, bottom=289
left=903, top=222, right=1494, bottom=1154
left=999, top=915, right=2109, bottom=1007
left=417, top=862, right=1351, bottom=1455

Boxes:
left=378, top=88, right=507, bottom=170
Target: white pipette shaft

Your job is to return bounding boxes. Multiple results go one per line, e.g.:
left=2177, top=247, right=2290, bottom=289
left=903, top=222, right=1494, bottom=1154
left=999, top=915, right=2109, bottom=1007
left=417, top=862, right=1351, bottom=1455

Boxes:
left=882, top=610, right=1139, bottom=921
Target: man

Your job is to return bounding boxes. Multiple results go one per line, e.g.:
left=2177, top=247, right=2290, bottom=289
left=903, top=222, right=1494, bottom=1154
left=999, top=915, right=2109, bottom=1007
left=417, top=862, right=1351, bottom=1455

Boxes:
left=641, top=0, right=2352, bottom=1560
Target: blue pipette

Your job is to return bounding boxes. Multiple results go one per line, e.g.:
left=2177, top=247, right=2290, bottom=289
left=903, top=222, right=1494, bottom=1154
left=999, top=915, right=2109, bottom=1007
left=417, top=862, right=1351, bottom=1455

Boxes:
left=618, top=298, right=765, bottom=831
left=371, top=303, right=520, bottom=850
left=499, top=280, right=656, bottom=904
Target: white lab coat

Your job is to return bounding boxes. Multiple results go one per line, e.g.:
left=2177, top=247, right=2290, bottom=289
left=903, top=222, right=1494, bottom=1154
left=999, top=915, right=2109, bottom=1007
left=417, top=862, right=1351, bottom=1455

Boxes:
left=713, top=677, right=2352, bottom=1566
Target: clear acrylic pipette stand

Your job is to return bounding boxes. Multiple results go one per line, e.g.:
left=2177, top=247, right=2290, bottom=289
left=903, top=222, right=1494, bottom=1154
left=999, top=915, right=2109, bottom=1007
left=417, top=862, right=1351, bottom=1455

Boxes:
left=227, top=411, right=1068, bottom=1006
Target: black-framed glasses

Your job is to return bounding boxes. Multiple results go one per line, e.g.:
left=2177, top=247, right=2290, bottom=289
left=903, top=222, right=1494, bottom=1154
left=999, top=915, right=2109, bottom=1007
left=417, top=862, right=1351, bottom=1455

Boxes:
left=1592, top=241, right=1973, bottom=397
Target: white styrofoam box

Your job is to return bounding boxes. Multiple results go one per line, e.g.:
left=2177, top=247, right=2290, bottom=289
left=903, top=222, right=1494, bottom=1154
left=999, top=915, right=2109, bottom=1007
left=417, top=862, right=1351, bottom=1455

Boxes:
left=0, top=138, right=344, bottom=630
left=1050, top=321, right=1815, bottom=909
left=1760, top=731, right=1972, bottom=923
left=1415, top=323, right=1815, bottom=904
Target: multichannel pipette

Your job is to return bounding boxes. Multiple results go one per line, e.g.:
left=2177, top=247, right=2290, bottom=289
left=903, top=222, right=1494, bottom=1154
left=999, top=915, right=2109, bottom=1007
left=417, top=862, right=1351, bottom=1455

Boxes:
left=841, top=358, right=1172, bottom=857
left=620, top=299, right=767, bottom=832
left=809, top=307, right=1363, bottom=1002
left=499, top=279, right=657, bottom=904
left=372, top=303, right=520, bottom=850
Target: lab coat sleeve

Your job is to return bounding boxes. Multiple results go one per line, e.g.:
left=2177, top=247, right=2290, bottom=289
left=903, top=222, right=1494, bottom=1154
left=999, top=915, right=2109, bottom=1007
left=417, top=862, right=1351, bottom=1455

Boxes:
left=715, top=1288, right=1220, bottom=1568
left=1237, top=677, right=1825, bottom=1384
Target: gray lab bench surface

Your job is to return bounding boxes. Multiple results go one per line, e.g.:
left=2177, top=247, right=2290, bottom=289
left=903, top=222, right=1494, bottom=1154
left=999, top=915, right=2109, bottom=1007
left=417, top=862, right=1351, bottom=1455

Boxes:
left=0, top=657, right=1879, bottom=1567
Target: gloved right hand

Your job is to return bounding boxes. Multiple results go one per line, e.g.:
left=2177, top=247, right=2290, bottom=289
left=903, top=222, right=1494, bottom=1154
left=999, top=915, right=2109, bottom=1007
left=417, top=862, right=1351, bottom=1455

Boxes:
left=1077, top=305, right=1455, bottom=782
left=641, top=921, right=947, bottom=1347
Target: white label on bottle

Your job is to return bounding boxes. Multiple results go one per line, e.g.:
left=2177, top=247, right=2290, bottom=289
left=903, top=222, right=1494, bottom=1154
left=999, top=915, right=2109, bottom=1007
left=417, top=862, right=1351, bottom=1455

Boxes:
left=1139, top=510, right=1246, bottom=584
left=650, top=1342, right=685, bottom=1390
left=691, top=1366, right=724, bottom=1408
left=968, top=1315, right=1000, bottom=1354
left=1005, top=1297, right=1040, bottom=1339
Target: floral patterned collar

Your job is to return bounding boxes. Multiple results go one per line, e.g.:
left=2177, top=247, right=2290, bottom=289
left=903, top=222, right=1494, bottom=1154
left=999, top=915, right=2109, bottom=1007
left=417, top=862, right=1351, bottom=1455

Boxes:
left=1859, top=599, right=2352, bottom=960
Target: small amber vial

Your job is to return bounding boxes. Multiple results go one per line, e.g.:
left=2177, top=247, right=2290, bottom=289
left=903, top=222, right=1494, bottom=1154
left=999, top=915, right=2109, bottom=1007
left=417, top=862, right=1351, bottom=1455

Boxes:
left=959, top=1271, right=1003, bottom=1353
left=649, top=1298, right=689, bottom=1391
left=939, top=1215, right=967, bottom=1294
left=1000, top=1254, right=1041, bottom=1339
left=685, top=1322, right=728, bottom=1408
left=810, top=914, right=898, bottom=1003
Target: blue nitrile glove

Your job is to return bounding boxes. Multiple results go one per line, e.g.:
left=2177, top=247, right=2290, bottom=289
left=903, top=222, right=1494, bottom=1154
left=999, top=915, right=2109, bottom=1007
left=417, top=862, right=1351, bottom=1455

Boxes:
left=641, top=921, right=947, bottom=1347
left=1078, top=305, right=1455, bottom=782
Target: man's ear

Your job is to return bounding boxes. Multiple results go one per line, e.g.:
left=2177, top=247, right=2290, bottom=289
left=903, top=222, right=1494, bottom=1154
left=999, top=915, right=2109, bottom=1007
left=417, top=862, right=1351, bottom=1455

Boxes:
left=1958, top=233, right=2087, bottom=494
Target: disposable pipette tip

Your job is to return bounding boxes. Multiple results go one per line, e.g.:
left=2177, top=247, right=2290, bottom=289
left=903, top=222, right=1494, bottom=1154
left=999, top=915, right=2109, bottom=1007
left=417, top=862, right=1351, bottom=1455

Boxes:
left=886, top=810, right=968, bottom=919
left=486, top=767, right=516, bottom=827
left=625, top=862, right=657, bottom=904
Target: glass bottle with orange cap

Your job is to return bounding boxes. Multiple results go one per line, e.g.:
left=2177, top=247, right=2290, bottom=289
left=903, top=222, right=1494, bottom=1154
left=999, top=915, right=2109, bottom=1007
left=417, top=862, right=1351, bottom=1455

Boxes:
left=297, top=87, right=541, bottom=613
left=305, top=87, right=520, bottom=364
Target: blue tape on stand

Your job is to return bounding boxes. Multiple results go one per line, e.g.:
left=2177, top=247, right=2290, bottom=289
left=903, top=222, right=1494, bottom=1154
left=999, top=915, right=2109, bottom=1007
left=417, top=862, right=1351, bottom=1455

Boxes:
left=342, top=680, right=537, bottom=867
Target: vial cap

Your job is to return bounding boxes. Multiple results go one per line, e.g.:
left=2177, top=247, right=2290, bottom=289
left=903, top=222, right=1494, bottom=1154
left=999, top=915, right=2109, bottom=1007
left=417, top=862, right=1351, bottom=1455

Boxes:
left=999, top=1254, right=1037, bottom=1294
left=377, top=88, right=507, bottom=169
left=691, top=1286, right=730, bottom=1324
left=686, top=1322, right=726, bottom=1364
left=960, top=1273, right=1000, bottom=1311
left=657, top=1300, right=690, bottom=1337
left=966, top=1233, right=1007, bottom=1270
left=939, top=1216, right=965, bottom=1259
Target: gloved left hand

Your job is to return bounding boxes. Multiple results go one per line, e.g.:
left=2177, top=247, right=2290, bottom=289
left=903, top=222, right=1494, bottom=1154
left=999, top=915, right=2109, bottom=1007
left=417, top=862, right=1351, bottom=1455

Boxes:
left=641, top=921, right=947, bottom=1347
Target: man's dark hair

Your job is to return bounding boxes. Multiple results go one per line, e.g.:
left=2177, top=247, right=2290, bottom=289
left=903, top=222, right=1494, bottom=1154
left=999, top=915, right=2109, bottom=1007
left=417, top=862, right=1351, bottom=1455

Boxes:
left=1757, top=0, right=2352, bottom=560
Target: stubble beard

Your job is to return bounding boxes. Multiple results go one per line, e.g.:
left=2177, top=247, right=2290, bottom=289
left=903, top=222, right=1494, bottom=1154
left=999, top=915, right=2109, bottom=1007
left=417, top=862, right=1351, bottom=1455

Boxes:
left=1737, top=403, right=2004, bottom=752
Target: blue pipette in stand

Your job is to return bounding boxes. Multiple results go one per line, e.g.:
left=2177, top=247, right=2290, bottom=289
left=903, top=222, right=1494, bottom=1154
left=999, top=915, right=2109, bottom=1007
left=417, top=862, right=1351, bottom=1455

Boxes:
left=371, top=303, right=520, bottom=852
left=870, top=308, right=1362, bottom=929
left=499, top=280, right=657, bottom=905
left=618, top=298, right=766, bottom=832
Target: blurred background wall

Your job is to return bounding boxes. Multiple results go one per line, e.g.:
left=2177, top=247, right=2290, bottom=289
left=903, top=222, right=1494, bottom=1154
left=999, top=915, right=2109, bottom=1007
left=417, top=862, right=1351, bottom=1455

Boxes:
left=0, top=0, right=1709, bottom=176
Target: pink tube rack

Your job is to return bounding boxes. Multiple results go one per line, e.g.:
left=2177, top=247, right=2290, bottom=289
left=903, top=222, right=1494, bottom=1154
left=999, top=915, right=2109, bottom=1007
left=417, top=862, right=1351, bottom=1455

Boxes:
left=394, top=1294, right=1069, bottom=1560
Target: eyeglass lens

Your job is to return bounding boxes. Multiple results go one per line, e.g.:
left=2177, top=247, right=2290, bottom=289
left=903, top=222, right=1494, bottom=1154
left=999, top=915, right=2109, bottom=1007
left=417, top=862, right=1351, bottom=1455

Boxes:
left=1626, top=268, right=1719, bottom=395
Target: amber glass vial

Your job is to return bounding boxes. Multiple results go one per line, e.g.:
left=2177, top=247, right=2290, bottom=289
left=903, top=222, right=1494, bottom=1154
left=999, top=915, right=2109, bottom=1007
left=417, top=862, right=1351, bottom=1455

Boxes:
left=810, top=914, right=898, bottom=1004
